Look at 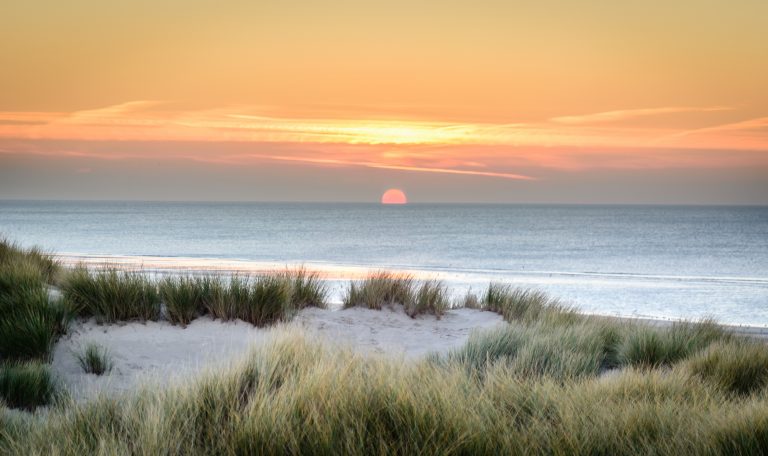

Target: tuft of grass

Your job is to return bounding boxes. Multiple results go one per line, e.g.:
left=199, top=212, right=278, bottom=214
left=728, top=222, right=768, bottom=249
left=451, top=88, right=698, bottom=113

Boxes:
left=0, top=299, right=71, bottom=363
left=201, top=274, right=230, bottom=319
left=204, top=274, right=295, bottom=326
left=75, top=343, right=114, bottom=376
left=159, top=275, right=207, bottom=326
left=61, top=266, right=160, bottom=323
left=241, top=275, right=294, bottom=326
left=0, top=267, right=71, bottom=362
left=405, top=280, right=450, bottom=318
left=687, top=340, right=768, bottom=396
left=281, top=267, right=327, bottom=309
left=442, top=319, right=622, bottom=379
left=0, top=238, right=60, bottom=285
left=0, top=362, right=60, bottom=411
left=457, top=289, right=481, bottom=309
left=480, top=283, right=575, bottom=323
left=619, top=320, right=731, bottom=368
left=343, top=271, right=415, bottom=310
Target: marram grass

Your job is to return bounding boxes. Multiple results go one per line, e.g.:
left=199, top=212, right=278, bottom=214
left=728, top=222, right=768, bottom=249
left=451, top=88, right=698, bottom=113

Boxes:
left=61, top=266, right=160, bottom=323
left=0, top=362, right=60, bottom=411
left=2, top=329, right=768, bottom=455
left=343, top=271, right=415, bottom=310
left=75, top=343, right=113, bottom=376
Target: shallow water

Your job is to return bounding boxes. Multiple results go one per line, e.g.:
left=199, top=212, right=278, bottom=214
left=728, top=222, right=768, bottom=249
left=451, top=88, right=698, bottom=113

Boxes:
left=1, top=201, right=767, bottom=325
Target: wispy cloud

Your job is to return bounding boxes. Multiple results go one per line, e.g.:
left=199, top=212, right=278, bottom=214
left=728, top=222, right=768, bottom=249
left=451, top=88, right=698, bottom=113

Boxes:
left=0, top=102, right=766, bottom=181
left=550, top=106, right=732, bottom=125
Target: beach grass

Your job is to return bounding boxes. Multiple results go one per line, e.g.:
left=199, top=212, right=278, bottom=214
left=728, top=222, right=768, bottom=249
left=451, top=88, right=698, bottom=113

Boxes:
left=202, top=274, right=296, bottom=326
left=0, top=362, right=60, bottom=411
left=61, top=266, right=161, bottom=323
left=281, top=267, right=328, bottom=309
left=3, top=329, right=768, bottom=454
left=0, top=238, right=60, bottom=285
left=618, top=319, right=731, bottom=368
left=406, top=280, right=450, bottom=318
left=687, top=340, right=768, bottom=395
left=240, top=275, right=293, bottom=326
left=343, top=271, right=416, bottom=310
left=159, top=275, right=208, bottom=326
left=75, top=343, right=113, bottom=376
left=0, top=253, right=71, bottom=362
left=479, top=283, right=576, bottom=323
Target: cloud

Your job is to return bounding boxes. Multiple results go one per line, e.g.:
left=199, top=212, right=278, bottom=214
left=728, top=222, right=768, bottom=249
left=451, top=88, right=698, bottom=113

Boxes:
left=0, top=102, right=766, bottom=183
left=550, top=106, right=732, bottom=125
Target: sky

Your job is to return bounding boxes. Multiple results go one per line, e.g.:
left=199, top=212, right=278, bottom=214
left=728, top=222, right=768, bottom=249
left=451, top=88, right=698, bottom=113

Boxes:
left=1, top=0, right=767, bottom=204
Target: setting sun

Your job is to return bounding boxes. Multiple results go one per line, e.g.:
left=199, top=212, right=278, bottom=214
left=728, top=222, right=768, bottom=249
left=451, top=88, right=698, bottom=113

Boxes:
left=381, top=188, right=408, bottom=205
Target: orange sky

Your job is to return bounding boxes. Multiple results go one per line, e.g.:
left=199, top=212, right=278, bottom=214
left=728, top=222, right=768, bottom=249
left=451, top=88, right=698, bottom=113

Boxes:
left=1, top=0, right=767, bottom=203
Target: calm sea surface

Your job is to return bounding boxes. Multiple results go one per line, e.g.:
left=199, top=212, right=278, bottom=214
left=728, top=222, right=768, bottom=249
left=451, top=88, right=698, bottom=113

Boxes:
left=1, top=201, right=767, bottom=325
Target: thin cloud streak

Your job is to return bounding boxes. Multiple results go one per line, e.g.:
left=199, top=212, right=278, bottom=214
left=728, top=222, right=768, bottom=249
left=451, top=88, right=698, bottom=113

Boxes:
left=255, top=154, right=535, bottom=180
left=550, top=106, right=733, bottom=124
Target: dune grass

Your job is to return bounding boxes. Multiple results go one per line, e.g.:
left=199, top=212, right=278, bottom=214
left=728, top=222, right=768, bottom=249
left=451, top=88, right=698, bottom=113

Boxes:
left=2, top=329, right=768, bottom=454
left=201, top=274, right=298, bottom=326
left=479, top=283, right=576, bottom=323
left=159, top=275, right=208, bottom=326
left=0, top=362, right=60, bottom=411
left=343, top=271, right=416, bottom=310
left=75, top=343, right=113, bottom=376
left=687, top=340, right=768, bottom=396
left=439, top=318, right=622, bottom=378
left=406, top=280, right=450, bottom=318
left=0, top=238, right=60, bottom=285
left=0, top=247, right=71, bottom=363
left=618, top=319, right=731, bottom=368
left=281, top=267, right=328, bottom=310
left=61, top=266, right=160, bottom=323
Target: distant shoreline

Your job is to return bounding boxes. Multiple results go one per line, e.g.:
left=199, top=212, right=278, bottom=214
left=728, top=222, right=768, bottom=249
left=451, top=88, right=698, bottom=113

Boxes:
left=54, top=252, right=768, bottom=332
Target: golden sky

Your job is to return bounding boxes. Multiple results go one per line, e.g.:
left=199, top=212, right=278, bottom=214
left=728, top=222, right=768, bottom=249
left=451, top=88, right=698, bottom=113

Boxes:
left=1, top=0, right=767, bottom=203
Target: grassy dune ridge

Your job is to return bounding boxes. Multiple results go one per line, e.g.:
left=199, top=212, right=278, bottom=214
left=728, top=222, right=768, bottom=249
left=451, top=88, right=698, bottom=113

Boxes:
left=1, top=238, right=768, bottom=454
left=2, top=329, right=768, bottom=454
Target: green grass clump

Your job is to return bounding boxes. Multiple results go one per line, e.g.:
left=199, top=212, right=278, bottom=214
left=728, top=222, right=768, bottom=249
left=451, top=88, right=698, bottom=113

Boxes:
left=204, top=275, right=294, bottom=326
left=343, top=271, right=415, bottom=310
left=159, top=275, right=208, bottom=326
left=442, top=319, right=621, bottom=378
left=281, top=267, right=328, bottom=309
left=0, top=297, right=70, bottom=362
left=480, top=283, right=575, bottom=323
left=61, top=266, right=160, bottom=323
left=75, top=343, right=113, bottom=376
left=405, top=280, right=450, bottom=318
left=240, top=275, right=293, bottom=326
left=0, top=260, right=71, bottom=362
left=687, top=340, right=768, bottom=396
left=0, top=362, right=59, bottom=411
left=619, top=320, right=731, bottom=368
left=0, top=238, right=60, bottom=285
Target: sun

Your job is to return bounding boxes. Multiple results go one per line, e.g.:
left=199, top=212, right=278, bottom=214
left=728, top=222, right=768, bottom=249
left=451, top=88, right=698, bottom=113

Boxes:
left=381, top=188, right=407, bottom=205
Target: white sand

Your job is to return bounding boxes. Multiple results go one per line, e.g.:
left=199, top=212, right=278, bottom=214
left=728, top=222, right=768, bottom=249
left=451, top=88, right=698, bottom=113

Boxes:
left=51, top=306, right=504, bottom=401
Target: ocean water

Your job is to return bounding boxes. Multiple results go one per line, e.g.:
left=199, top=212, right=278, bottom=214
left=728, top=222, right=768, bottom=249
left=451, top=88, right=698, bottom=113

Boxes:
left=1, top=200, right=767, bottom=326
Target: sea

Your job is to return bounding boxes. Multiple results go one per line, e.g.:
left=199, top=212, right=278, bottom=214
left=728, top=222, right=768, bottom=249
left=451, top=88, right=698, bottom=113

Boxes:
left=1, top=200, right=767, bottom=326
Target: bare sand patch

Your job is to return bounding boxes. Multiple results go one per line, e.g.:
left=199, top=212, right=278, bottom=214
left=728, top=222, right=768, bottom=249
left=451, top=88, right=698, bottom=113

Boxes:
left=51, top=306, right=504, bottom=401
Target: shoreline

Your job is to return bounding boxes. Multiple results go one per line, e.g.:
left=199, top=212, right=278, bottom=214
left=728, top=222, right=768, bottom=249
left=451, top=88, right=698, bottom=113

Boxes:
left=55, top=252, right=768, bottom=329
